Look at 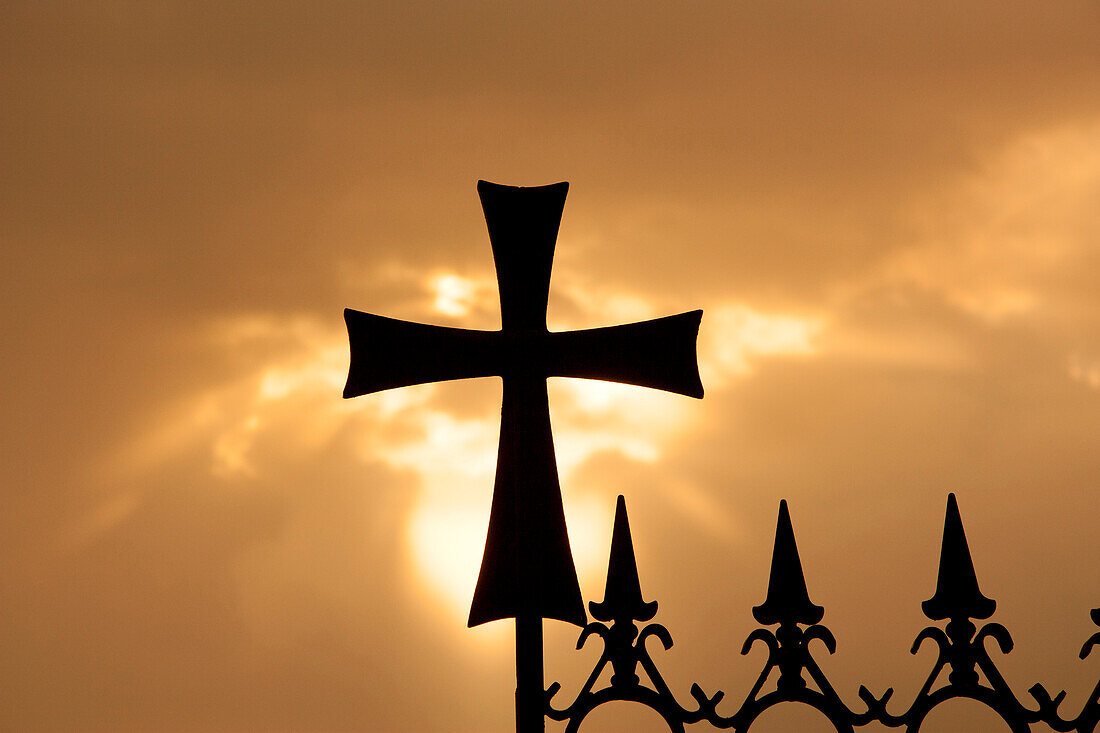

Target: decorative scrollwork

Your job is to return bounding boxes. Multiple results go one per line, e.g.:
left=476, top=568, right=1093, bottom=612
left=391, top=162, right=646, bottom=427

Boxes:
left=1030, top=609, right=1100, bottom=733
left=549, top=494, right=1099, bottom=733
left=546, top=495, right=721, bottom=732
left=867, top=617, right=1040, bottom=732
left=857, top=494, right=1041, bottom=732
left=704, top=500, right=870, bottom=732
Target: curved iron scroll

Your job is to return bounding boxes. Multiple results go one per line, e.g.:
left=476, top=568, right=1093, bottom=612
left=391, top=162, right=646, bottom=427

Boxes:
left=703, top=500, right=875, bottom=732
left=859, top=617, right=1041, bottom=732
left=713, top=620, right=872, bottom=732
left=548, top=494, right=1098, bottom=733
left=858, top=494, right=1042, bottom=732
left=546, top=496, right=722, bottom=731
left=1029, top=608, right=1100, bottom=733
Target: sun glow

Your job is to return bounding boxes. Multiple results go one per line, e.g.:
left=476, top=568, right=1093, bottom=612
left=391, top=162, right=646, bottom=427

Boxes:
left=406, top=491, right=613, bottom=625
left=102, top=293, right=827, bottom=630
left=430, top=273, right=480, bottom=317
left=407, top=501, right=491, bottom=620
left=397, top=377, right=678, bottom=621
left=699, top=304, right=824, bottom=386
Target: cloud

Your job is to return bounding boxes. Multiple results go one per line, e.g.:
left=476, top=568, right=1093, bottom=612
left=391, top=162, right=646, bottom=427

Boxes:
left=875, top=119, right=1100, bottom=325
left=699, top=304, right=824, bottom=387
left=1068, top=353, right=1100, bottom=390
left=4, top=3, right=1100, bottom=730
left=82, top=259, right=827, bottom=632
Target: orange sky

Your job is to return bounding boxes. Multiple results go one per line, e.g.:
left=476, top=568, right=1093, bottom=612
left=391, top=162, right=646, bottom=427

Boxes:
left=3, top=2, right=1100, bottom=731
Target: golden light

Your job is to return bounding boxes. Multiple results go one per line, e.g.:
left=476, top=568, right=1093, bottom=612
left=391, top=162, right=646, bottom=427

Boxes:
left=406, top=492, right=613, bottom=625
left=395, top=294, right=830, bottom=620
left=97, top=291, right=828, bottom=635
left=212, top=414, right=262, bottom=478
left=407, top=499, right=492, bottom=620
left=699, top=304, right=824, bottom=387
left=430, top=272, right=480, bottom=317
left=1069, top=354, right=1100, bottom=390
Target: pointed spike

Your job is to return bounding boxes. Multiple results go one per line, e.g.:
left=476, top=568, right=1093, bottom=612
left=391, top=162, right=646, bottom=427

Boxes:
left=753, top=500, right=824, bottom=626
left=922, top=493, right=996, bottom=621
left=589, top=496, right=658, bottom=623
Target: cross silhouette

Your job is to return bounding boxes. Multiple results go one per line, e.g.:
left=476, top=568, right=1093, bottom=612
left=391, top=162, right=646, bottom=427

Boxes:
left=344, top=181, right=702, bottom=732
left=344, top=181, right=703, bottom=630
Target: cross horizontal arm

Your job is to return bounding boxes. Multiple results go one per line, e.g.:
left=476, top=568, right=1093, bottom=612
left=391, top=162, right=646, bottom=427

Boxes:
left=547, top=310, right=704, bottom=398
left=343, top=309, right=498, bottom=397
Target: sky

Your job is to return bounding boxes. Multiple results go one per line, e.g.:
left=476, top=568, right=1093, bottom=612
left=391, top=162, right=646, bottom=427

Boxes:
left=2, top=1, right=1100, bottom=731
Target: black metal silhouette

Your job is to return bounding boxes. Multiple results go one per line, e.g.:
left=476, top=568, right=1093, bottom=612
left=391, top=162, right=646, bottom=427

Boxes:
left=711, top=499, right=869, bottom=732
left=857, top=493, right=1042, bottom=732
left=343, top=180, right=1097, bottom=733
left=546, top=493, right=1098, bottom=733
left=546, top=495, right=723, bottom=732
left=1030, top=609, right=1100, bottom=733
left=343, top=180, right=703, bottom=732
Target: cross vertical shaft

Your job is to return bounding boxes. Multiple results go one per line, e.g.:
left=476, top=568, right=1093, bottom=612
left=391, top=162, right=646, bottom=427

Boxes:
left=479, top=181, right=568, bottom=733
left=469, top=182, right=583, bottom=629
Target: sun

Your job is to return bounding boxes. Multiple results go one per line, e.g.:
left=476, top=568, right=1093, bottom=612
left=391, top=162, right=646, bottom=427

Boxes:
left=406, top=490, right=612, bottom=626
left=407, top=499, right=490, bottom=621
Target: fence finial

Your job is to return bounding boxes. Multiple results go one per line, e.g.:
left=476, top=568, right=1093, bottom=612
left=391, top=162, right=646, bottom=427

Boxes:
left=590, top=495, right=658, bottom=623
left=753, top=499, right=824, bottom=627
left=922, top=493, right=996, bottom=622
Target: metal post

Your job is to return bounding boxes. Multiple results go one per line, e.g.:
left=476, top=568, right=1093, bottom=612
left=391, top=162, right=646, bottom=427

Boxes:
left=516, top=614, right=545, bottom=733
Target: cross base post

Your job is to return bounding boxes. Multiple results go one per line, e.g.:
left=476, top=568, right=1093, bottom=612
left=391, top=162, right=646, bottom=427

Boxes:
left=516, top=615, right=545, bottom=733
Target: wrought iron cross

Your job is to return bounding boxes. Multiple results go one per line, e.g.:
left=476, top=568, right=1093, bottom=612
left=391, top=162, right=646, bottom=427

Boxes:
left=343, top=180, right=703, bottom=732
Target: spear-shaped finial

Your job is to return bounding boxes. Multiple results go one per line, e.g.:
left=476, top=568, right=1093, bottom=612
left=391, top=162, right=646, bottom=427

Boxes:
left=753, top=500, right=824, bottom=626
left=589, top=495, right=658, bottom=623
left=922, top=493, right=996, bottom=621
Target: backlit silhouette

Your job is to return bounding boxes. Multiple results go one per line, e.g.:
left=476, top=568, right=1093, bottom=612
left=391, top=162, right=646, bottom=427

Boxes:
left=343, top=180, right=703, bottom=731
left=342, top=182, right=1099, bottom=733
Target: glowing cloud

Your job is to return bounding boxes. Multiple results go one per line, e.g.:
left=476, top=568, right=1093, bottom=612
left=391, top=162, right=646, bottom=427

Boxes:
left=1069, top=354, right=1100, bottom=389
left=99, top=271, right=830, bottom=625
left=699, top=304, right=824, bottom=387
left=429, top=272, right=481, bottom=317
left=879, top=120, right=1100, bottom=325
